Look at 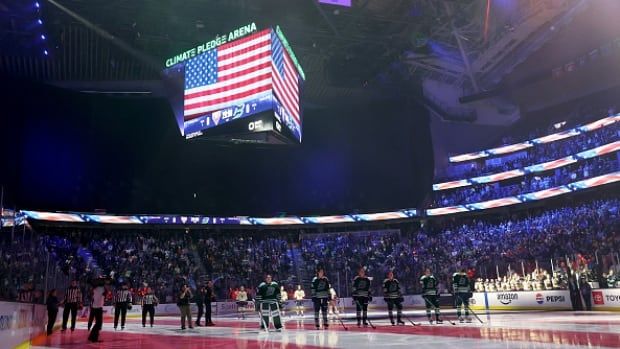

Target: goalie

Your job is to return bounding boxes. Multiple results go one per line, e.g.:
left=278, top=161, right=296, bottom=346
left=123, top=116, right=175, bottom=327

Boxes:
left=255, top=274, right=283, bottom=331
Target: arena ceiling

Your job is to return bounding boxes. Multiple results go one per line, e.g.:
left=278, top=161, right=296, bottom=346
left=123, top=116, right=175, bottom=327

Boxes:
left=0, top=0, right=586, bottom=115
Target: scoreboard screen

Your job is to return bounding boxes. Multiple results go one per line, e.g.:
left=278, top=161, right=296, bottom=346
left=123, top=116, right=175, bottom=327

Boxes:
left=165, top=25, right=304, bottom=144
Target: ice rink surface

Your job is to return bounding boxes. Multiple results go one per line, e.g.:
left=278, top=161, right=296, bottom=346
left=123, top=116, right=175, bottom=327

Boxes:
left=30, top=310, right=620, bottom=349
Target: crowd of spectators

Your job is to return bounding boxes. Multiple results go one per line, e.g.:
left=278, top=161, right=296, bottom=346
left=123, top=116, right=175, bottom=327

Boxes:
left=0, top=234, right=73, bottom=301
left=1, top=196, right=618, bottom=304
left=0, top=230, right=298, bottom=304
left=439, top=117, right=619, bottom=183
left=300, top=231, right=415, bottom=296
left=298, top=198, right=619, bottom=295
left=431, top=155, right=619, bottom=207
left=194, top=234, right=295, bottom=298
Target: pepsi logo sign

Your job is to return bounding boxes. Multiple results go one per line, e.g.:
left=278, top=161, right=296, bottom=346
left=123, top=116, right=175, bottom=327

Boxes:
left=535, top=293, right=544, bottom=304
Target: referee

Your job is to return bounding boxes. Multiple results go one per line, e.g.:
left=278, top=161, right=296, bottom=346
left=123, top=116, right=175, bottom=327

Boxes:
left=141, top=287, right=159, bottom=327
left=61, top=280, right=82, bottom=332
left=113, top=283, right=132, bottom=330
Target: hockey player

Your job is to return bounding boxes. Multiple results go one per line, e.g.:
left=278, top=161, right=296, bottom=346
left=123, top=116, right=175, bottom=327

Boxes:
left=420, top=268, right=442, bottom=324
left=311, top=267, right=331, bottom=329
left=328, top=286, right=339, bottom=320
left=236, top=286, right=249, bottom=319
left=352, top=267, right=371, bottom=327
left=293, top=285, right=305, bottom=317
left=280, top=286, right=288, bottom=317
left=255, top=274, right=282, bottom=331
left=452, top=268, right=472, bottom=323
left=383, top=271, right=404, bottom=325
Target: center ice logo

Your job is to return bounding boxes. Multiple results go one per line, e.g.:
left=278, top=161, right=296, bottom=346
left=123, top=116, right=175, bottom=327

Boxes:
left=535, top=293, right=544, bottom=304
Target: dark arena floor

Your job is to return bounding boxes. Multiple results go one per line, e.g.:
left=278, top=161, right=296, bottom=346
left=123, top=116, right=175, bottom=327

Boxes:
left=29, top=311, right=620, bottom=349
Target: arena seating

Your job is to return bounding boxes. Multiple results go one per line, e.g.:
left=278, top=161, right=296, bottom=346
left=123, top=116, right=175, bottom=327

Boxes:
left=2, top=197, right=618, bottom=304
left=439, top=115, right=618, bottom=182
left=431, top=155, right=619, bottom=207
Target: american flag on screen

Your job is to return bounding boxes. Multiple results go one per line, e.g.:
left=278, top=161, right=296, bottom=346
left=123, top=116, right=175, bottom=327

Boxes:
left=183, top=30, right=273, bottom=120
left=272, top=34, right=300, bottom=127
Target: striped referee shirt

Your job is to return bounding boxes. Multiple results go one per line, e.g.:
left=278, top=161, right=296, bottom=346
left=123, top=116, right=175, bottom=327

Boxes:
left=65, top=287, right=82, bottom=304
left=142, top=294, right=158, bottom=306
left=114, top=289, right=132, bottom=304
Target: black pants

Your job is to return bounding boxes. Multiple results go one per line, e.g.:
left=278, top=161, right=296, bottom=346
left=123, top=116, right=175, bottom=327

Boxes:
left=423, top=295, right=441, bottom=320
left=114, top=303, right=128, bottom=328
left=196, top=303, right=205, bottom=324
left=205, top=302, right=212, bottom=323
left=454, top=293, right=471, bottom=318
left=454, top=292, right=471, bottom=318
left=582, top=293, right=592, bottom=311
left=313, top=298, right=328, bottom=326
left=87, top=307, right=103, bottom=342
left=61, top=303, right=78, bottom=330
left=47, top=309, right=58, bottom=335
left=353, top=296, right=369, bottom=323
left=385, top=298, right=403, bottom=323
left=142, top=304, right=155, bottom=326
left=88, top=308, right=95, bottom=330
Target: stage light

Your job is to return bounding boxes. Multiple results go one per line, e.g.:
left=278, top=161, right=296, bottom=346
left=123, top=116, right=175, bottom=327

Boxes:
left=35, top=2, right=40, bottom=8
left=43, top=50, right=48, bottom=55
left=41, top=34, right=46, bottom=40
left=38, top=19, right=43, bottom=25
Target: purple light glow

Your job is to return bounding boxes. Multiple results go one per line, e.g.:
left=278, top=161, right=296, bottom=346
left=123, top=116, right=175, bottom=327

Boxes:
left=318, top=0, right=351, bottom=7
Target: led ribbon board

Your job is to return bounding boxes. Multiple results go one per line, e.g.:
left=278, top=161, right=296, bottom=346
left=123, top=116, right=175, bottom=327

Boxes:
left=449, top=114, right=620, bottom=163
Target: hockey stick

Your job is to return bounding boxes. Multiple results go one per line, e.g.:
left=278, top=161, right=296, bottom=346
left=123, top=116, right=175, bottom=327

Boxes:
left=353, top=299, right=376, bottom=329
left=322, top=298, right=347, bottom=330
left=388, top=298, right=420, bottom=326
left=422, top=295, right=456, bottom=325
left=399, top=312, right=421, bottom=326
left=333, top=307, right=349, bottom=331
left=455, top=295, right=484, bottom=324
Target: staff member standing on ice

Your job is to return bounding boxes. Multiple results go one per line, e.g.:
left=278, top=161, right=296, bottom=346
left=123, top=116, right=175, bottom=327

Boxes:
left=204, top=281, right=216, bottom=326
left=141, top=287, right=159, bottom=327
left=113, top=282, right=132, bottom=330
left=87, top=277, right=107, bottom=343
left=178, top=284, right=194, bottom=330
left=61, top=279, right=82, bottom=332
